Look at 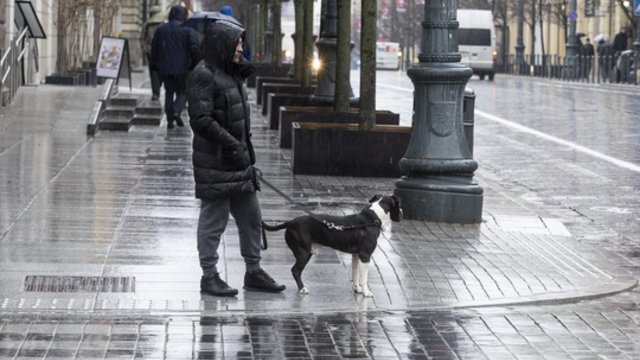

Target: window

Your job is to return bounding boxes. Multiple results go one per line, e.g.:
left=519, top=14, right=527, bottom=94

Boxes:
left=458, top=29, right=491, bottom=46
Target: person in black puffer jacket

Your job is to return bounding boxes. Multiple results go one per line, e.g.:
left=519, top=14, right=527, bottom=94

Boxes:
left=187, top=20, right=285, bottom=297
left=151, top=5, right=199, bottom=128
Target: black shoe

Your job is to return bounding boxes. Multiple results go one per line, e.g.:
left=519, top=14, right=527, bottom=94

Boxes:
left=173, top=113, right=184, bottom=127
left=167, top=121, right=175, bottom=129
left=151, top=94, right=159, bottom=101
left=244, top=269, right=286, bottom=293
left=200, top=273, right=238, bottom=297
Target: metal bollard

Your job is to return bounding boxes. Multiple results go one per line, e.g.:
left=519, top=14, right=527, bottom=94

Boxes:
left=463, top=87, right=476, bottom=157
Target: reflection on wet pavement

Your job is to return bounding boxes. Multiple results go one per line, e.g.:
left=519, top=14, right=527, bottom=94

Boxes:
left=0, top=298, right=638, bottom=359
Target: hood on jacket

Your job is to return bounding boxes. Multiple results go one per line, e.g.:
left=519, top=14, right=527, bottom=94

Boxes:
left=202, top=21, right=245, bottom=72
left=168, top=5, right=188, bottom=22
left=219, top=5, right=233, bottom=16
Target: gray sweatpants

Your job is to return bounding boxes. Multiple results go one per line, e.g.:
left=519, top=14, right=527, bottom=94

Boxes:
left=197, top=193, right=263, bottom=277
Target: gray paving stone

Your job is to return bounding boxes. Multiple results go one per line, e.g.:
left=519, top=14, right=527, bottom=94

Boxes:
left=0, top=72, right=639, bottom=358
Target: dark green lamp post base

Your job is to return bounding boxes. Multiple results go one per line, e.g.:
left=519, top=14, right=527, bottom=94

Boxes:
left=395, top=175, right=483, bottom=223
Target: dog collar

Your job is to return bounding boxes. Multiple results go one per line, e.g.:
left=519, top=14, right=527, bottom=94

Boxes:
left=319, top=218, right=382, bottom=231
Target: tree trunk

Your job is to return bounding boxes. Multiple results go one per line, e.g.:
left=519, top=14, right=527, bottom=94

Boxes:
left=335, top=0, right=351, bottom=112
left=258, top=0, right=268, bottom=62
left=272, top=0, right=283, bottom=66
left=301, top=0, right=314, bottom=87
left=93, top=0, right=102, bottom=58
left=56, top=2, right=67, bottom=74
left=359, top=0, right=376, bottom=130
left=294, top=0, right=304, bottom=82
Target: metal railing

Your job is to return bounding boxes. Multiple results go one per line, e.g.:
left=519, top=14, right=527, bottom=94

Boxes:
left=501, top=51, right=637, bottom=85
left=0, top=27, right=30, bottom=115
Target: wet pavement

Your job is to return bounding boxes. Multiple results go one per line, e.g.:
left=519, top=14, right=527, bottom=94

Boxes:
left=0, top=70, right=638, bottom=359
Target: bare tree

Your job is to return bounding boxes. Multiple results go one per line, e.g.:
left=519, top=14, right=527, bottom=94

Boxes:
left=525, top=0, right=537, bottom=57
left=615, top=0, right=637, bottom=29
left=293, top=0, right=304, bottom=81
left=359, top=0, right=376, bottom=131
left=301, top=0, right=314, bottom=87
left=335, top=0, right=351, bottom=112
left=57, top=0, right=120, bottom=74
left=272, top=0, right=283, bottom=66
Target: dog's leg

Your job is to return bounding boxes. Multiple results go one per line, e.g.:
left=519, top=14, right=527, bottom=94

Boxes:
left=358, top=261, right=373, bottom=297
left=351, top=255, right=362, bottom=293
left=292, top=253, right=312, bottom=294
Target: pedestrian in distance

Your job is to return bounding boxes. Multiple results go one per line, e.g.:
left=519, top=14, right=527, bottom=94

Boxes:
left=597, top=39, right=615, bottom=83
left=575, top=35, right=585, bottom=79
left=612, top=27, right=629, bottom=83
left=219, top=5, right=252, bottom=62
left=150, top=5, right=200, bottom=129
left=187, top=20, right=285, bottom=297
left=140, top=5, right=164, bottom=101
left=612, top=27, right=628, bottom=54
left=582, top=37, right=595, bottom=80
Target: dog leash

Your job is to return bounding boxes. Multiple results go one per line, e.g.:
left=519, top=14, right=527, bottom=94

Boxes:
left=259, top=177, right=316, bottom=216
left=259, top=177, right=382, bottom=250
left=258, top=176, right=313, bottom=251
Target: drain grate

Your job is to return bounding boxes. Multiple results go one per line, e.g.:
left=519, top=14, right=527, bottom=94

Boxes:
left=24, top=275, right=135, bottom=293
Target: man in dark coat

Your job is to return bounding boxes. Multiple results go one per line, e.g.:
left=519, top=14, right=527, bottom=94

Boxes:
left=597, top=39, right=615, bottom=82
left=141, top=5, right=163, bottom=101
left=187, top=20, right=285, bottom=296
left=582, top=38, right=595, bottom=79
left=613, top=27, right=628, bottom=53
left=151, top=5, right=199, bottom=129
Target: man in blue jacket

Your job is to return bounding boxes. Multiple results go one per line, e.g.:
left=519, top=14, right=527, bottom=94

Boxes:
left=151, top=5, right=199, bottom=129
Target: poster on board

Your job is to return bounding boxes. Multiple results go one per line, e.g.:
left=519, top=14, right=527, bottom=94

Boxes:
left=96, top=36, right=132, bottom=90
left=96, top=37, right=127, bottom=78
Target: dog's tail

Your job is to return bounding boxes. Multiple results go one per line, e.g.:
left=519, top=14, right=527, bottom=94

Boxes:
left=261, top=221, right=290, bottom=231
left=260, top=220, right=291, bottom=251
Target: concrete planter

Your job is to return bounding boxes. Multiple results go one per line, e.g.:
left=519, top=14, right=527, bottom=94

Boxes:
left=256, top=77, right=302, bottom=105
left=292, top=122, right=411, bottom=177
left=246, top=64, right=292, bottom=88
left=265, top=94, right=315, bottom=129
left=45, top=74, right=80, bottom=85
left=279, top=107, right=399, bottom=148
left=261, top=83, right=316, bottom=111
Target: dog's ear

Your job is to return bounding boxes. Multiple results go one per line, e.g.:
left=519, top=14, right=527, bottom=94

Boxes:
left=369, top=194, right=382, bottom=203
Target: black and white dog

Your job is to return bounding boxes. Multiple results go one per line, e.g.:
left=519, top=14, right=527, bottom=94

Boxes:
left=262, top=195, right=402, bottom=297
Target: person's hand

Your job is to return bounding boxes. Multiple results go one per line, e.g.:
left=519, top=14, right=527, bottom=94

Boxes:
left=223, top=143, right=246, bottom=169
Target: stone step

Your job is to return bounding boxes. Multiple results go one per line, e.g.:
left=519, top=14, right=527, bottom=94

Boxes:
left=136, top=105, right=163, bottom=116
left=103, top=105, right=135, bottom=119
left=99, top=115, right=132, bottom=131
left=132, top=114, right=162, bottom=126
left=109, top=95, right=139, bottom=108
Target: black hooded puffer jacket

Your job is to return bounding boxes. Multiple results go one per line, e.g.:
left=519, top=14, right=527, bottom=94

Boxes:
left=187, top=21, right=257, bottom=199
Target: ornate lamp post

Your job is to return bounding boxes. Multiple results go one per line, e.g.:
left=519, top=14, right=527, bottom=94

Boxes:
left=394, top=0, right=483, bottom=223
left=515, top=0, right=526, bottom=74
left=634, top=14, right=640, bottom=83
left=564, top=0, right=578, bottom=78
left=311, top=0, right=356, bottom=105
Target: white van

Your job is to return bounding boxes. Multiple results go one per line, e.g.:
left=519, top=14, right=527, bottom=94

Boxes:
left=457, top=9, right=496, bottom=81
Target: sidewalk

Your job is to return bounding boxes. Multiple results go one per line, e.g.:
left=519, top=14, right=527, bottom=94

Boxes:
left=0, top=72, right=638, bottom=359
left=0, top=71, right=634, bottom=317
